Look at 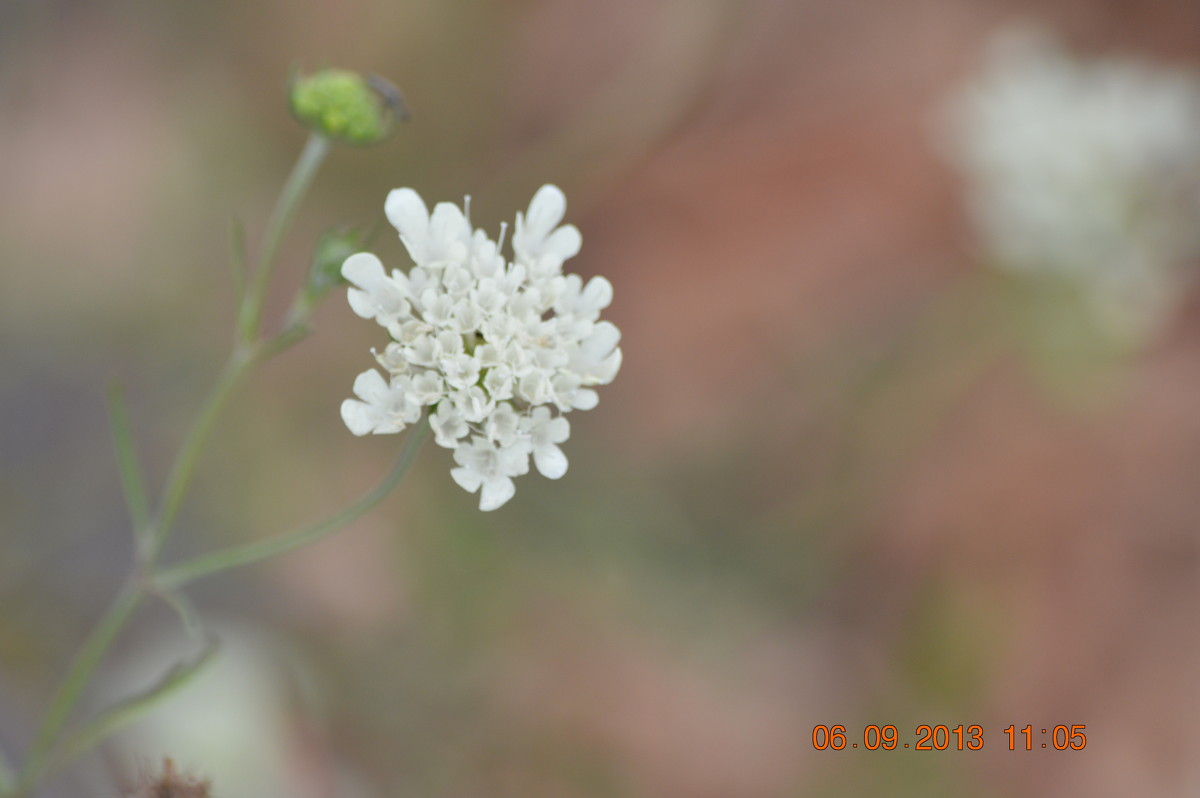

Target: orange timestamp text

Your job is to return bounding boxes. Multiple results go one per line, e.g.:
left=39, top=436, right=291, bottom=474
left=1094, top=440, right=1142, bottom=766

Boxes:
left=811, top=724, right=1087, bottom=751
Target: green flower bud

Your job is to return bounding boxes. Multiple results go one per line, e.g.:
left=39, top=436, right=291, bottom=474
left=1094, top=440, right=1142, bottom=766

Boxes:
left=306, top=225, right=371, bottom=300
left=289, top=69, right=409, bottom=146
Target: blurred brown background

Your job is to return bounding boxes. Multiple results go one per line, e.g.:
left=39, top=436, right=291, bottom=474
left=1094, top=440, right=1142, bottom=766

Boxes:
left=3, top=1, right=1200, bottom=796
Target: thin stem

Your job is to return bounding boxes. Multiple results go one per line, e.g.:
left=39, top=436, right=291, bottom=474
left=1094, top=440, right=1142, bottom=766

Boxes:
left=151, top=134, right=330, bottom=564
left=15, top=582, right=144, bottom=795
left=105, top=382, right=151, bottom=537
left=239, top=133, right=331, bottom=343
left=50, top=635, right=219, bottom=775
left=147, top=345, right=258, bottom=564
left=9, top=409, right=422, bottom=797
left=258, top=295, right=315, bottom=360
left=157, top=420, right=429, bottom=590
left=9, top=133, right=338, bottom=798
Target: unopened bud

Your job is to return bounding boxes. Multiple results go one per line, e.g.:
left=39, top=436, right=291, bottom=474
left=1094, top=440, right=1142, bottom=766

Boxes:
left=289, top=68, right=408, bottom=146
left=307, top=225, right=371, bottom=300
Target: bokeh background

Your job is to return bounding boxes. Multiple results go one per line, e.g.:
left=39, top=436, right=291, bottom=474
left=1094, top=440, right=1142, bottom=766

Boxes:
left=3, top=1, right=1200, bottom=796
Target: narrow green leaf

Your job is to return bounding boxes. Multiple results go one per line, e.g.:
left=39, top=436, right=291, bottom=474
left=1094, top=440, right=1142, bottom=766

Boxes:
left=229, top=213, right=247, bottom=305
left=55, top=636, right=219, bottom=766
left=105, top=382, right=150, bottom=535
left=155, top=588, right=204, bottom=641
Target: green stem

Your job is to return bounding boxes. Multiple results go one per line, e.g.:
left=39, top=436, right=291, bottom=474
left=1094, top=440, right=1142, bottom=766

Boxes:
left=9, top=403, right=422, bottom=798
left=152, top=134, right=330, bottom=564
left=147, top=345, right=258, bottom=564
left=15, top=582, right=144, bottom=796
left=157, top=419, right=429, bottom=590
left=8, top=133, right=338, bottom=798
left=105, top=383, right=151, bottom=537
left=239, top=133, right=331, bottom=343
left=258, top=295, right=315, bottom=360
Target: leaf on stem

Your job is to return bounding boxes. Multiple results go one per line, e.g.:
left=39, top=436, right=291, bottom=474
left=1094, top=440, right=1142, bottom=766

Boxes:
left=55, top=635, right=220, bottom=767
left=105, top=382, right=151, bottom=537
left=154, top=587, right=205, bottom=641
left=305, top=224, right=367, bottom=301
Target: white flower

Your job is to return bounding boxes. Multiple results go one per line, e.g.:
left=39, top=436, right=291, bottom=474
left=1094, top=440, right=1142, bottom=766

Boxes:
left=482, top=364, right=514, bottom=401
left=372, top=342, right=409, bottom=375
left=340, top=184, right=621, bottom=510
left=430, top=400, right=469, bottom=447
left=409, top=372, right=445, bottom=406
left=450, top=436, right=530, bottom=512
left=442, top=352, right=481, bottom=390
left=343, top=253, right=410, bottom=327
left=571, top=321, right=623, bottom=384
left=523, top=406, right=570, bottom=479
left=453, top=385, right=494, bottom=424
left=484, top=402, right=521, bottom=448
left=385, top=188, right=471, bottom=266
left=516, top=371, right=553, bottom=405
left=340, top=369, right=421, bottom=436
left=513, top=184, right=582, bottom=277
left=102, top=619, right=304, bottom=798
left=940, top=26, right=1200, bottom=345
left=554, top=274, right=612, bottom=320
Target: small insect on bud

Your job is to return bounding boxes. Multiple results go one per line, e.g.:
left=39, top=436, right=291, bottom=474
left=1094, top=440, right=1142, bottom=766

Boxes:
left=128, top=758, right=210, bottom=798
left=289, top=68, right=409, bottom=146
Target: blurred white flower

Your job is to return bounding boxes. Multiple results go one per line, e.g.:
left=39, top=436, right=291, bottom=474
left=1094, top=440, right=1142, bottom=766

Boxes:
left=341, top=185, right=621, bottom=510
left=103, top=621, right=303, bottom=798
left=941, top=26, right=1200, bottom=345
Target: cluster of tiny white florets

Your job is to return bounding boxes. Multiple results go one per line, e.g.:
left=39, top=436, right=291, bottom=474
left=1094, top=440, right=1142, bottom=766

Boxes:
left=340, top=185, right=621, bottom=510
left=942, top=26, right=1200, bottom=344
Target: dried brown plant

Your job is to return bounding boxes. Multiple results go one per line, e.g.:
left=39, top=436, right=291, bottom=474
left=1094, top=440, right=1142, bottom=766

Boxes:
left=127, top=759, right=210, bottom=798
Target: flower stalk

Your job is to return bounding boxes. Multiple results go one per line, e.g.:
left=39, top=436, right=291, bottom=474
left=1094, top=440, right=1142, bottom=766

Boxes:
left=238, top=132, right=331, bottom=343
left=157, top=417, right=429, bottom=590
left=6, top=87, right=411, bottom=796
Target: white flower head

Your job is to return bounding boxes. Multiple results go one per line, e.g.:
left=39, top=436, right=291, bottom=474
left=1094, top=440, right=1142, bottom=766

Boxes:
left=940, top=25, right=1200, bottom=346
left=340, top=184, right=621, bottom=510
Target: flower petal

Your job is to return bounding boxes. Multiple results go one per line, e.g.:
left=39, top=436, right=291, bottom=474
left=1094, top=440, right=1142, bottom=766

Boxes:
left=352, top=368, right=390, bottom=403
left=429, top=202, right=472, bottom=255
left=584, top=321, right=621, bottom=357
left=342, top=252, right=385, bottom=287
left=571, top=388, right=599, bottom=410
left=542, top=224, right=581, bottom=262
left=386, top=188, right=431, bottom=261
left=341, top=399, right=378, bottom=436
left=534, top=444, right=568, bottom=479
left=525, top=184, right=566, bottom=238
left=581, top=275, right=612, bottom=311
left=451, top=466, right=483, bottom=493
left=479, top=475, right=516, bottom=511
left=594, top=348, right=622, bottom=383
